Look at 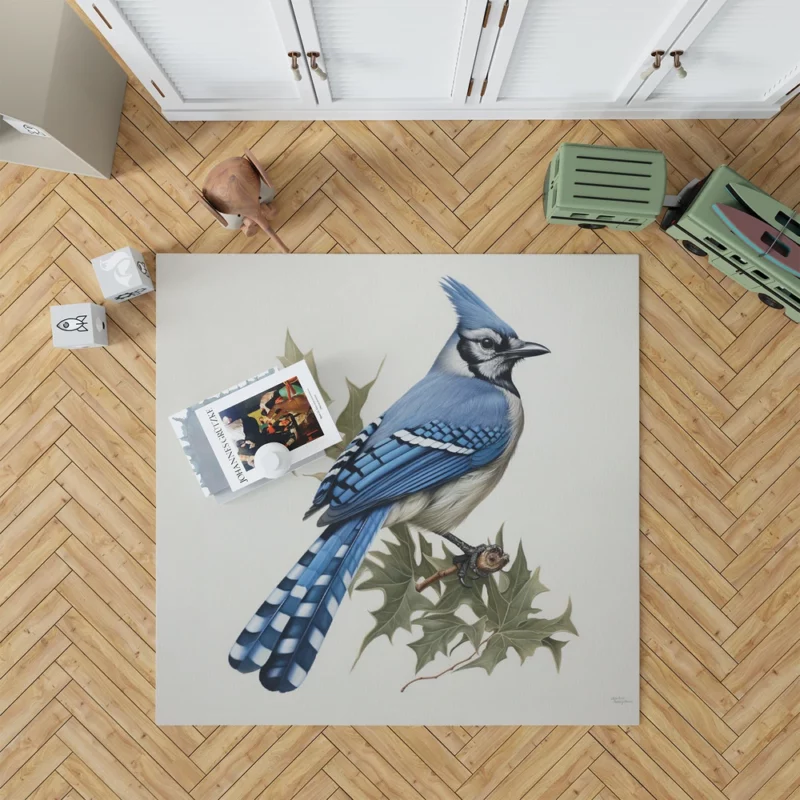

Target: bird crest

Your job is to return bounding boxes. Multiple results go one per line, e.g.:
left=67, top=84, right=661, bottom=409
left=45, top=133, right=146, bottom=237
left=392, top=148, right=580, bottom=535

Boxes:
left=440, top=276, right=517, bottom=337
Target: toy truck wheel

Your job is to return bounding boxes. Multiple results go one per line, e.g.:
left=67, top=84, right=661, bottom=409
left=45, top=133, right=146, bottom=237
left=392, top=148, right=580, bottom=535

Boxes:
left=682, top=240, right=707, bottom=257
left=758, top=293, right=784, bottom=310
left=578, top=223, right=606, bottom=229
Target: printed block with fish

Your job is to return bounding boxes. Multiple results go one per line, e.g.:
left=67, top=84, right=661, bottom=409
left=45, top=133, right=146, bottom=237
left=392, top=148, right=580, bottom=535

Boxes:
left=91, top=246, right=154, bottom=302
left=50, top=303, right=107, bottom=349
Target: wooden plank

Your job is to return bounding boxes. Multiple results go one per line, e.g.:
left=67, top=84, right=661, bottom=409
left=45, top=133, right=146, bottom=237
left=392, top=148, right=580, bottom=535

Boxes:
left=57, top=500, right=155, bottom=612
left=454, top=121, right=506, bottom=156
left=57, top=646, right=204, bottom=790
left=56, top=536, right=154, bottom=645
left=364, top=121, right=468, bottom=210
left=0, top=163, right=37, bottom=206
left=328, top=122, right=467, bottom=247
left=722, top=349, right=800, bottom=445
left=257, top=122, right=334, bottom=189
left=57, top=680, right=197, bottom=798
left=110, top=147, right=202, bottom=249
left=0, top=193, right=69, bottom=279
left=322, top=173, right=417, bottom=254
left=116, top=115, right=200, bottom=211
left=641, top=501, right=736, bottom=608
left=400, top=120, right=469, bottom=175
left=0, top=170, right=65, bottom=243
left=0, top=698, right=71, bottom=789
left=322, top=137, right=454, bottom=252
left=0, top=733, right=70, bottom=800
left=641, top=607, right=737, bottom=716
left=454, top=120, right=576, bottom=229
left=55, top=426, right=154, bottom=536
left=56, top=391, right=154, bottom=504
left=56, top=717, right=159, bottom=800
left=0, top=228, right=68, bottom=316
left=122, top=84, right=202, bottom=175
left=188, top=121, right=275, bottom=186
left=56, top=571, right=155, bottom=684
left=640, top=681, right=737, bottom=790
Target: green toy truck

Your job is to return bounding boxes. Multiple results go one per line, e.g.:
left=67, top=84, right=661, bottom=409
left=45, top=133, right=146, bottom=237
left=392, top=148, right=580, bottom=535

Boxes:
left=544, top=142, right=800, bottom=323
left=660, top=165, right=800, bottom=323
left=543, top=143, right=667, bottom=231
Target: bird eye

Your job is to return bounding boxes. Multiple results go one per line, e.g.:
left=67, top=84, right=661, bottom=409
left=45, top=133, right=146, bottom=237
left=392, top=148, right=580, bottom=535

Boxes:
left=479, top=337, right=495, bottom=350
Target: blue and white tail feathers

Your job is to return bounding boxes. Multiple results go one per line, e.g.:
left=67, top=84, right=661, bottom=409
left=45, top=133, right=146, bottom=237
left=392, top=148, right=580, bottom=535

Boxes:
left=228, top=506, right=389, bottom=692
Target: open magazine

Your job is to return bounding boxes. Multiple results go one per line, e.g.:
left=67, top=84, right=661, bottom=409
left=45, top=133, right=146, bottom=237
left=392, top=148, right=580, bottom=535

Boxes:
left=187, top=360, right=340, bottom=494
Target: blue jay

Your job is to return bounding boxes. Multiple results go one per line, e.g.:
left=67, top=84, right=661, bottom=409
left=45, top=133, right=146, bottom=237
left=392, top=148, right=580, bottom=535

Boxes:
left=229, top=277, right=550, bottom=692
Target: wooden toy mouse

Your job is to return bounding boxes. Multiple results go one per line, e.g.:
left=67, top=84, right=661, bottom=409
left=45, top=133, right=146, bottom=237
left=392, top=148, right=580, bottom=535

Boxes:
left=196, top=149, right=289, bottom=253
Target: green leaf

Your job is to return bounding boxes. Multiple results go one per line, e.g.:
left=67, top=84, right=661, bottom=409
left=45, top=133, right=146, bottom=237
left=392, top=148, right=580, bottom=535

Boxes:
left=542, top=637, right=568, bottom=671
left=539, top=598, right=578, bottom=638
left=335, top=360, right=384, bottom=443
left=409, top=614, right=487, bottom=673
left=325, top=358, right=385, bottom=460
left=458, top=598, right=577, bottom=676
left=303, top=350, right=331, bottom=404
left=429, top=574, right=489, bottom=618
left=494, top=525, right=505, bottom=552
left=278, top=330, right=332, bottom=404
left=348, top=559, right=371, bottom=597
left=456, top=634, right=509, bottom=676
left=464, top=615, right=487, bottom=652
left=354, top=525, right=434, bottom=662
left=483, top=542, right=549, bottom=633
left=325, top=440, right=346, bottom=460
left=408, top=613, right=468, bottom=673
left=417, top=540, right=457, bottom=596
left=448, top=633, right=470, bottom=656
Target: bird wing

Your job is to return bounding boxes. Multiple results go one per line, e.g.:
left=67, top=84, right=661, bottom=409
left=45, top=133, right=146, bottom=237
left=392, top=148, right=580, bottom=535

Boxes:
left=306, top=415, right=384, bottom=518
left=314, top=417, right=511, bottom=525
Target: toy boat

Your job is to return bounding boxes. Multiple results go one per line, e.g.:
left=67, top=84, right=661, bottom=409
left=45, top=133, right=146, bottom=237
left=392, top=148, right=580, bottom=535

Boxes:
left=713, top=204, right=800, bottom=277
left=726, top=183, right=800, bottom=247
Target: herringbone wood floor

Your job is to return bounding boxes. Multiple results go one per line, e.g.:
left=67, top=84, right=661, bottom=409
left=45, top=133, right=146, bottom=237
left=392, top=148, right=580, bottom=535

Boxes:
left=3, top=27, right=800, bottom=800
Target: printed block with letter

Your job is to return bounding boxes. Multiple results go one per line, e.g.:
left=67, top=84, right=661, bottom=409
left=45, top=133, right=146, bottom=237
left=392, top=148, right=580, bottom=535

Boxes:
left=91, top=246, right=154, bottom=302
left=51, top=302, right=107, bottom=349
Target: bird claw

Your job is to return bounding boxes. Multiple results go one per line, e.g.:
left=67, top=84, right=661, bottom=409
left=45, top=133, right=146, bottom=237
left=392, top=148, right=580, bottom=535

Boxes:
left=441, top=532, right=510, bottom=589
left=452, top=544, right=496, bottom=588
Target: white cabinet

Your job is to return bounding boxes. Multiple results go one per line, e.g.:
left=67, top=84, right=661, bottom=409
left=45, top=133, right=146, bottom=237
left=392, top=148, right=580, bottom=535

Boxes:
left=290, top=0, right=486, bottom=109
left=76, top=0, right=800, bottom=120
left=83, top=0, right=317, bottom=111
left=479, top=0, right=704, bottom=107
left=630, top=0, right=800, bottom=108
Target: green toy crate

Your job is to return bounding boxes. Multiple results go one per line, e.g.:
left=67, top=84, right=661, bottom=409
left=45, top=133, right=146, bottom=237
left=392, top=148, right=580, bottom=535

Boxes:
left=661, top=165, right=800, bottom=323
left=544, top=143, right=667, bottom=231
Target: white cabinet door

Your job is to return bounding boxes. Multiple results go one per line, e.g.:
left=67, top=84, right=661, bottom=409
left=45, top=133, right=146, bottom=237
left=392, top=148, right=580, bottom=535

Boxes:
left=77, top=0, right=317, bottom=112
left=480, top=0, right=706, bottom=110
left=631, top=0, right=800, bottom=110
left=289, top=0, right=486, bottom=109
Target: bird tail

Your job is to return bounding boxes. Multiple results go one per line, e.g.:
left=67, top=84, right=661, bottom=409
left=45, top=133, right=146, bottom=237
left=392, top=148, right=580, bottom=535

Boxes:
left=228, top=506, right=390, bottom=692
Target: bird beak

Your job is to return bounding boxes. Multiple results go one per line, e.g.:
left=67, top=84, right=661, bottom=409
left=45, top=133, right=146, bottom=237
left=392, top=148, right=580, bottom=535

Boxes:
left=504, top=341, right=551, bottom=359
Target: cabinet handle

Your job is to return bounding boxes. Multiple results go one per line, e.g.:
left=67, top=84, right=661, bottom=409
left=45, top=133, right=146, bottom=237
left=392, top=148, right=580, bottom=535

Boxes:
left=288, top=51, right=302, bottom=81
left=307, top=52, right=328, bottom=81
left=92, top=4, right=113, bottom=29
left=640, top=50, right=664, bottom=81
left=670, top=50, right=687, bottom=79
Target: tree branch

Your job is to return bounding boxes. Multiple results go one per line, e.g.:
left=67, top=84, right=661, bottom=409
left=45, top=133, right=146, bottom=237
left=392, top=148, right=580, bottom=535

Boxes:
left=400, top=636, right=493, bottom=693
left=415, top=565, right=458, bottom=592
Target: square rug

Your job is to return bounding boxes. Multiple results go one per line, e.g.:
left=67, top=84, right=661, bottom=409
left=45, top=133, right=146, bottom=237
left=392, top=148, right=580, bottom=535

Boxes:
left=156, top=254, right=639, bottom=725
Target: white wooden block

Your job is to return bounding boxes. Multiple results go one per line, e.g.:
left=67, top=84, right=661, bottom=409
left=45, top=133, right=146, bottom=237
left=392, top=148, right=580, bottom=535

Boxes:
left=91, top=246, right=154, bottom=302
left=51, top=303, right=107, bottom=348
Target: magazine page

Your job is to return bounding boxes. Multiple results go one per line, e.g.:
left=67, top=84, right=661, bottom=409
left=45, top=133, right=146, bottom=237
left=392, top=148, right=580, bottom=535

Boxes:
left=194, top=360, right=340, bottom=492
